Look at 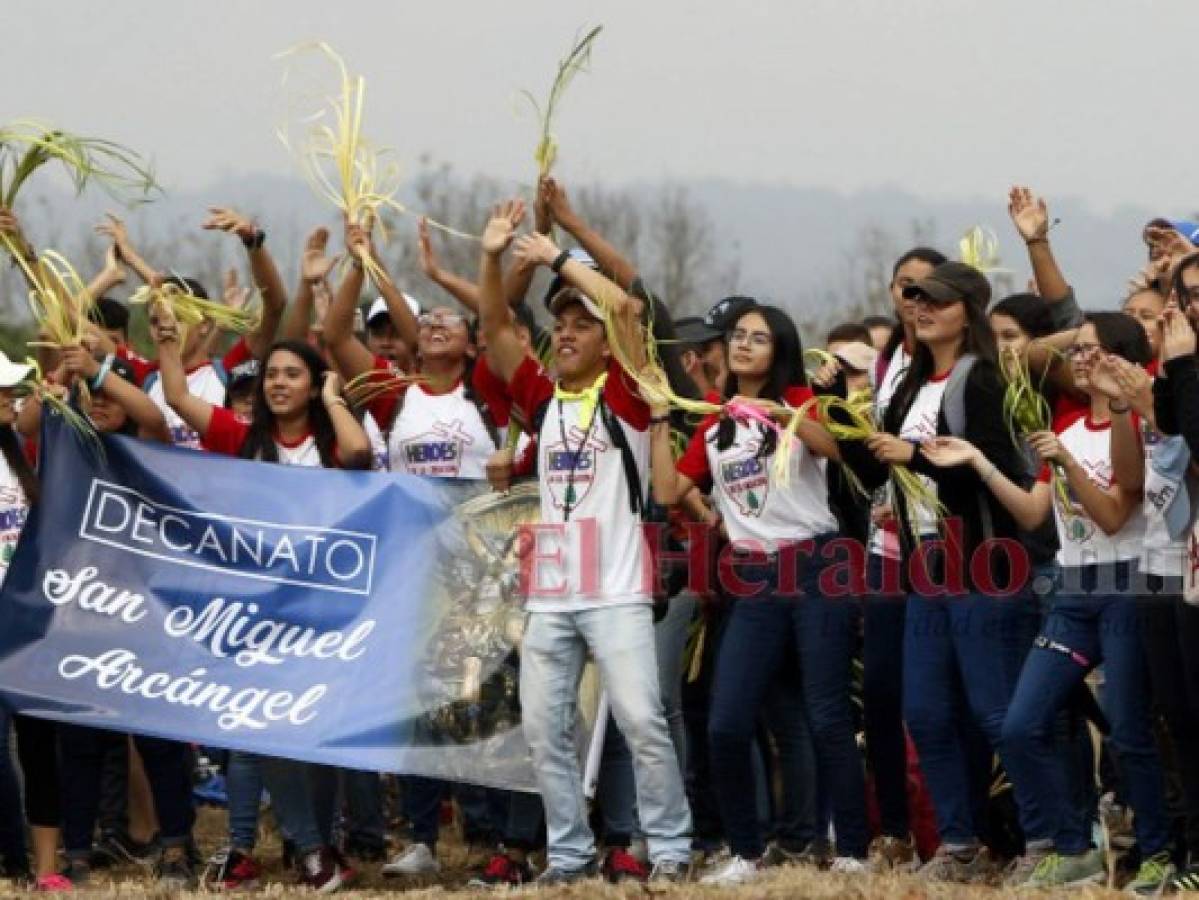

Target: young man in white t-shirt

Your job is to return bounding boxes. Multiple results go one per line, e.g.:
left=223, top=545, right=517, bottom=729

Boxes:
left=476, top=200, right=692, bottom=884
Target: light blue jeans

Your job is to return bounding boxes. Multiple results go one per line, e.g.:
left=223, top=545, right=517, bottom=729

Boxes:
left=520, top=604, right=692, bottom=869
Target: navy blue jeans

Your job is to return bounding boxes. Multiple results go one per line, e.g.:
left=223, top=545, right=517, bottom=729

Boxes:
left=903, top=580, right=1044, bottom=849
left=1002, top=563, right=1169, bottom=855
left=708, top=535, right=867, bottom=859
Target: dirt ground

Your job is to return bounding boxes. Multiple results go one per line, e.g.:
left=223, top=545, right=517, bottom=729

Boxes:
left=0, top=806, right=1151, bottom=899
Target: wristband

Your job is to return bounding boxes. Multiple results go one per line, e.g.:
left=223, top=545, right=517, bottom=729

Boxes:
left=1025, top=237, right=1048, bottom=247
left=1109, top=400, right=1131, bottom=414
left=241, top=229, right=266, bottom=250
left=91, top=353, right=115, bottom=392
left=650, top=414, right=671, bottom=426
left=326, top=396, right=348, bottom=409
left=550, top=250, right=571, bottom=273
left=981, top=463, right=998, bottom=485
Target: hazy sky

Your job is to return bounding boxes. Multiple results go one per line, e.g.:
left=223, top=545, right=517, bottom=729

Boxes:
left=7, top=0, right=1196, bottom=214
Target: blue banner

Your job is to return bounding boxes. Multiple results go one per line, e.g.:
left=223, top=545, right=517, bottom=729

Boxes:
left=0, top=416, right=590, bottom=793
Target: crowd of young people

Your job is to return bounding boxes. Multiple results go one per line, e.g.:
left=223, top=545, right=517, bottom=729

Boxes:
left=1, top=179, right=1198, bottom=897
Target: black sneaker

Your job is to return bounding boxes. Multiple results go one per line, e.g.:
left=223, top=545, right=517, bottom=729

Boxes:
left=534, top=860, right=599, bottom=885
left=1171, top=862, right=1199, bottom=893
left=60, top=859, right=90, bottom=887
left=90, top=831, right=158, bottom=868
left=155, top=846, right=197, bottom=891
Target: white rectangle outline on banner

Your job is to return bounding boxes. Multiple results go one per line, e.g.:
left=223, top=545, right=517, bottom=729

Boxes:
left=77, top=479, right=377, bottom=597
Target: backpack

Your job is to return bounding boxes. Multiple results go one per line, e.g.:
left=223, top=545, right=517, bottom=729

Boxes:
left=141, top=357, right=229, bottom=397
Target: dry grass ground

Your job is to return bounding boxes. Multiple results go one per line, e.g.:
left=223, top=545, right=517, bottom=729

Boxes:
left=0, top=808, right=1150, bottom=899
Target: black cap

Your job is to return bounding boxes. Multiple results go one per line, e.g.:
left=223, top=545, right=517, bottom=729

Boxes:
left=704, top=295, right=757, bottom=332
left=228, top=359, right=260, bottom=388
left=901, top=261, right=991, bottom=311
left=674, top=316, right=722, bottom=346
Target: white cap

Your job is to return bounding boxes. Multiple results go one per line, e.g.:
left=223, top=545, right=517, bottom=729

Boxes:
left=366, top=294, right=421, bottom=326
left=0, top=352, right=32, bottom=388
left=831, top=341, right=879, bottom=373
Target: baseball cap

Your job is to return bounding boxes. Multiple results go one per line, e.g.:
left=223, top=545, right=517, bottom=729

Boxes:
left=227, top=359, right=260, bottom=389
left=704, top=295, right=758, bottom=333
left=365, top=295, right=421, bottom=328
left=831, top=341, right=879, bottom=374
left=901, top=261, right=991, bottom=311
left=674, top=316, right=722, bottom=346
left=0, top=352, right=31, bottom=388
left=548, top=287, right=604, bottom=322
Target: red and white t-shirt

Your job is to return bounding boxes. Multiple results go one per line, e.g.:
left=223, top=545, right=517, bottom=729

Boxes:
left=1042, top=409, right=1145, bottom=567
left=138, top=340, right=253, bottom=450
left=508, top=356, right=651, bottom=612
left=677, top=386, right=835, bottom=550
left=201, top=405, right=331, bottom=468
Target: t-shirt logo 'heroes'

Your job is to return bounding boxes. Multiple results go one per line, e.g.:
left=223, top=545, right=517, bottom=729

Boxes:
left=400, top=419, right=475, bottom=477
left=545, top=427, right=610, bottom=511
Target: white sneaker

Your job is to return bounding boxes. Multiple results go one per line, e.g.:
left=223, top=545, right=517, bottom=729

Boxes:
left=830, top=856, right=868, bottom=874
left=700, top=855, right=763, bottom=886
left=381, top=842, right=440, bottom=876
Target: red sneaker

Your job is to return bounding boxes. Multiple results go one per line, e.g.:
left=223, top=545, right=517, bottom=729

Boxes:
left=602, top=847, right=649, bottom=883
left=467, top=853, right=536, bottom=887
left=215, top=850, right=261, bottom=891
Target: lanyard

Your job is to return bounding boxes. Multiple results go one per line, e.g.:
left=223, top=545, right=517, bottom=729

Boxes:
left=556, top=398, right=599, bottom=522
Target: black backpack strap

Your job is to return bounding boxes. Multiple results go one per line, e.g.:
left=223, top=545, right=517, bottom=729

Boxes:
left=599, top=396, right=644, bottom=518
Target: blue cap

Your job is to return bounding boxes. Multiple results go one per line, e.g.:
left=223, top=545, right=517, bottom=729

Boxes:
left=1171, top=220, right=1199, bottom=245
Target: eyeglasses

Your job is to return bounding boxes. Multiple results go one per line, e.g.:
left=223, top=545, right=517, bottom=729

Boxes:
left=418, top=312, right=464, bottom=329
left=729, top=329, right=772, bottom=347
left=1065, top=343, right=1102, bottom=359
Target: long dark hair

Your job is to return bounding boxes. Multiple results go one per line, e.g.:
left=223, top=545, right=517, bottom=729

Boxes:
left=991, top=293, right=1054, bottom=339
left=239, top=340, right=339, bottom=468
left=886, top=295, right=998, bottom=433
left=716, top=304, right=805, bottom=455
left=881, top=247, right=949, bottom=363
left=1085, top=311, right=1152, bottom=366
left=0, top=424, right=38, bottom=505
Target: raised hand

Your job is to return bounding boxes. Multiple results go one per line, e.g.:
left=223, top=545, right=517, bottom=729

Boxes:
left=301, top=227, right=339, bottom=284
left=61, top=345, right=101, bottom=380
left=203, top=206, right=256, bottom=242
left=0, top=207, right=24, bottom=242
left=1088, top=352, right=1127, bottom=400
left=512, top=232, right=559, bottom=268
left=222, top=268, right=250, bottom=309
left=1145, top=225, right=1196, bottom=267
left=321, top=369, right=344, bottom=406
left=1008, top=186, right=1050, bottom=242
left=417, top=218, right=441, bottom=279
left=344, top=217, right=374, bottom=265
left=100, top=244, right=126, bottom=285
left=480, top=199, right=527, bottom=255
left=1162, top=307, right=1198, bottom=361
left=150, top=299, right=180, bottom=345
left=540, top=177, right=575, bottom=227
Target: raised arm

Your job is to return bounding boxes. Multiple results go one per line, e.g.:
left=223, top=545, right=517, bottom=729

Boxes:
left=418, top=217, right=481, bottom=312
left=477, top=200, right=529, bottom=384
left=323, top=220, right=386, bottom=381
left=96, top=214, right=160, bottom=285
left=152, top=301, right=214, bottom=438
left=1008, top=186, right=1071, bottom=306
left=86, top=245, right=127, bottom=300
left=281, top=227, right=339, bottom=344
left=202, top=207, right=287, bottom=359
left=0, top=207, right=40, bottom=289
left=61, top=344, right=169, bottom=442
left=542, top=177, right=638, bottom=290
left=321, top=370, right=371, bottom=470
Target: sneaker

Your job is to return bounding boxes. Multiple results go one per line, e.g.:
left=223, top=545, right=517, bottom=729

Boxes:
left=830, top=856, right=868, bottom=874
left=1170, top=862, right=1199, bottom=893
left=868, top=835, right=916, bottom=873
left=1023, top=849, right=1105, bottom=889
left=155, top=846, right=197, bottom=891
left=381, top=842, right=439, bottom=877
left=1002, top=847, right=1053, bottom=887
left=602, top=847, right=649, bottom=883
left=90, top=831, right=158, bottom=868
left=59, top=861, right=89, bottom=888
left=648, top=859, right=691, bottom=883
left=533, top=861, right=598, bottom=885
left=700, top=855, right=763, bottom=886
left=299, top=847, right=348, bottom=894
left=208, top=848, right=261, bottom=891
left=1124, top=851, right=1176, bottom=896
left=33, top=874, right=73, bottom=892
left=467, top=852, right=536, bottom=887
left=917, top=845, right=996, bottom=883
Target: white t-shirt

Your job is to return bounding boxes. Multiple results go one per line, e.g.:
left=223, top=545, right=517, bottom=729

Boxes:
left=677, top=386, right=836, bottom=550
left=509, top=357, right=652, bottom=612
left=896, top=375, right=948, bottom=538
left=868, top=345, right=910, bottom=559
left=363, top=412, right=388, bottom=471
left=1048, top=411, right=1145, bottom=568
left=148, top=363, right=228, bottom=449
left=202, top=406, right=329, bottom=469
left=0, top=456, right=30, bottom=589
left=384, top=383, right=497, bottom=479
